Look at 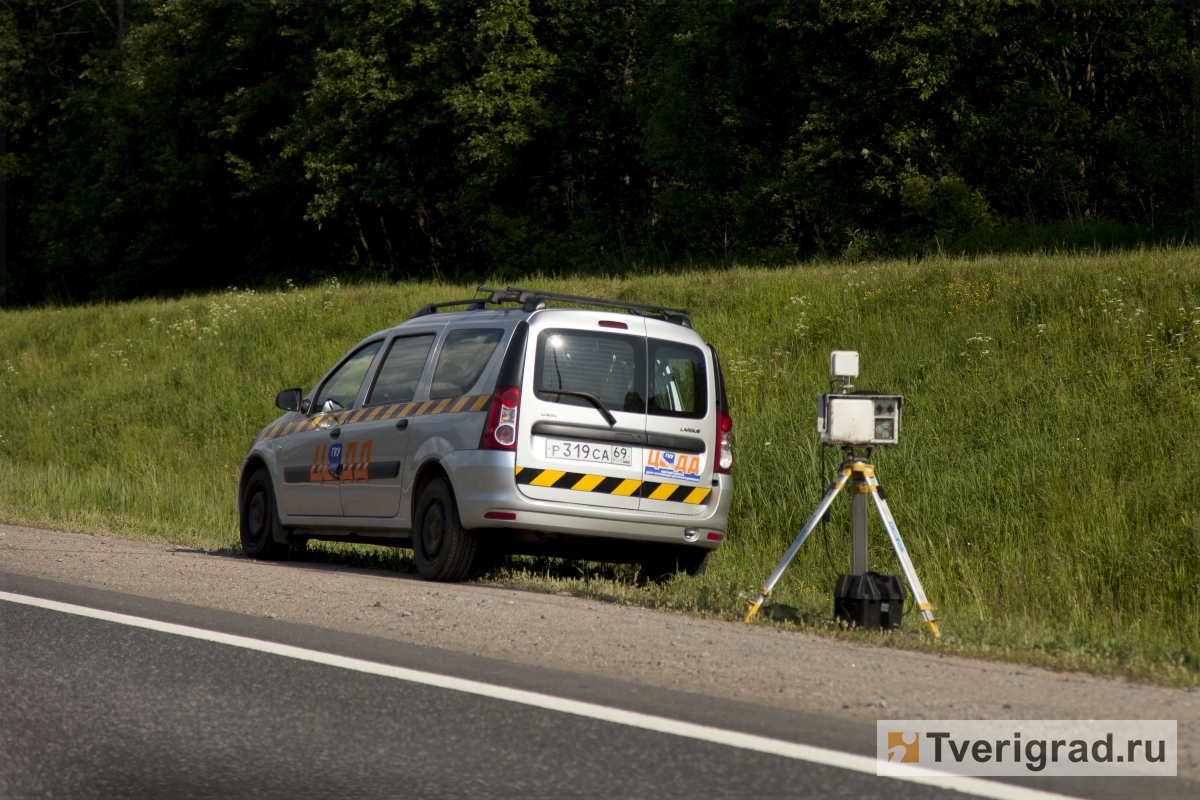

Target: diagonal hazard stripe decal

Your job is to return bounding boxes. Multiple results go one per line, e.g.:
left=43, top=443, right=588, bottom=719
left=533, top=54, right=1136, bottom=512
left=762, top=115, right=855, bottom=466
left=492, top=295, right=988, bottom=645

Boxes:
left=255, top=394, right=492, bottom=444
left=514, top=467, right=712, bottom=505
left=530, top=469, right=568, bottom=487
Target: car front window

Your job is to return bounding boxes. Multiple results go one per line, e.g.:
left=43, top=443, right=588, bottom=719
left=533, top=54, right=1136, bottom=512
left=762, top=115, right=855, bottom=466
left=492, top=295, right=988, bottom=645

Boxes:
left=314, top=341, right=383, bottom=412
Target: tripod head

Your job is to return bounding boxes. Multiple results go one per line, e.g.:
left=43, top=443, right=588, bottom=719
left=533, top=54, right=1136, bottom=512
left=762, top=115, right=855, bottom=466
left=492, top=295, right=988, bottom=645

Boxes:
left=840, top=444, right=876, bottom=461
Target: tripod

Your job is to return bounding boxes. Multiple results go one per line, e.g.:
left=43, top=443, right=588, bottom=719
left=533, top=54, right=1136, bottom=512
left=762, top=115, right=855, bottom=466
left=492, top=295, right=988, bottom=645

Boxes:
left=743, top=454, right=941, bottom=638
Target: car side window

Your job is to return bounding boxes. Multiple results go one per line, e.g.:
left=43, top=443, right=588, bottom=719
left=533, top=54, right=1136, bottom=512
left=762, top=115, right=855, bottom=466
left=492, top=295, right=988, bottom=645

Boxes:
left=313, top=340, right=383, bottom=412
left=647, top=339, right=707, bottom=419
left=367, top=334, right=436, bottom=406
left=429, top=328, right=503, bottom=399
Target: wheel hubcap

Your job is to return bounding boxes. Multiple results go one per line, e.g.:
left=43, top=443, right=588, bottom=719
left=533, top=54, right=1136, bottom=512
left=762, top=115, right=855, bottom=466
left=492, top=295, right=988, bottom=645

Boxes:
left=422, top=503, right=445, bottom=558
left=248, top=490, right=267, bottom=542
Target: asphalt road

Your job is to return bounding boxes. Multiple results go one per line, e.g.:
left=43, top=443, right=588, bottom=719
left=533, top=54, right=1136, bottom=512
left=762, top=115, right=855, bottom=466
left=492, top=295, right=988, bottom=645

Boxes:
left=1, top=574, right=1191, bottom=799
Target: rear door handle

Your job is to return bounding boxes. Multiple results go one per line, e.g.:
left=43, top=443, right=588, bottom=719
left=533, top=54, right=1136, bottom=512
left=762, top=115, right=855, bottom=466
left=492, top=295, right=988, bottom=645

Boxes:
left=395, top=419, right=409, bottom=431
left=329, top=427, right=342, bottom=439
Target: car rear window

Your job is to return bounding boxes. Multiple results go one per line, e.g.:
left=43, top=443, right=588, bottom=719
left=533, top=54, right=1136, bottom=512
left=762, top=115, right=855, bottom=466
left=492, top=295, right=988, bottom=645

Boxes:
left=534, top=329, right=646, bottom=412
left=430, top=329, right=503, bottom=398
left=367, top=333, right=435, bottom=405
left=648, top=339, right=707, bottom=419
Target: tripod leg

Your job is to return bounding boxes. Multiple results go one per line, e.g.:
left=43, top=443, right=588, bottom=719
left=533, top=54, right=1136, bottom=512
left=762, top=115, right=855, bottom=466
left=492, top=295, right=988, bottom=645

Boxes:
left=863, top=472, right=941, bottom=638
left=744, top=466, right=852, bottom=623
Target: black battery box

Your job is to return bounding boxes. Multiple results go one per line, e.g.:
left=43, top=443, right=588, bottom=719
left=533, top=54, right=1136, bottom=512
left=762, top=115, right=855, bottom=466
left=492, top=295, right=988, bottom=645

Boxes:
left=834, top=572, right=906, bottom=630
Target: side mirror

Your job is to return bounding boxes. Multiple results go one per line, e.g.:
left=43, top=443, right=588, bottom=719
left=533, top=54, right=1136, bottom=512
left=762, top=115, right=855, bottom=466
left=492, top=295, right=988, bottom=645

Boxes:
left=275, top=388, right=303, bottom=412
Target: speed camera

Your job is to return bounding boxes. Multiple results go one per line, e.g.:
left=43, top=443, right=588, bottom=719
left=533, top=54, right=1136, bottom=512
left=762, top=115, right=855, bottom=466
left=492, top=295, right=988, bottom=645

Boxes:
left=816, top=351, right=902, bottom=446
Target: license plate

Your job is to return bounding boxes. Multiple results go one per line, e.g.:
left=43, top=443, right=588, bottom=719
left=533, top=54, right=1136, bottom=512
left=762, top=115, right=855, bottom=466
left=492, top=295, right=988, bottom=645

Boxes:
left=545, top=438, right=634, bottom=467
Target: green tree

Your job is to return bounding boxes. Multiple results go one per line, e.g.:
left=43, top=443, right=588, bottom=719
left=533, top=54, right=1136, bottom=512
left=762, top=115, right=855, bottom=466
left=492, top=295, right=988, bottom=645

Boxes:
left=3, top=0, right=1192, bottom=304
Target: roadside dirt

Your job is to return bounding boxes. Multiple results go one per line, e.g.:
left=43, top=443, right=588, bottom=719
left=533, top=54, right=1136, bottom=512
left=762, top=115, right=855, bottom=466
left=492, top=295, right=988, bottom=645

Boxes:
left=2, top=523, right=1196, bottom=778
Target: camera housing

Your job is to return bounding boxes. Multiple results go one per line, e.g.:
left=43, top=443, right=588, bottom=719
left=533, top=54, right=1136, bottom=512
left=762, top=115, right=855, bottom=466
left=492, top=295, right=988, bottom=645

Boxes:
left=816, top=351, right=901, bottom=446
left=817, top=393, right=902, bottom=446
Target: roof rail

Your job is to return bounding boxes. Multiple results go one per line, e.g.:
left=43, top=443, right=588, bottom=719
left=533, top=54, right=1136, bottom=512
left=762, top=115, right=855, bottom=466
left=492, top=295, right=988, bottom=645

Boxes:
left=407, top=288, right=546, bottom=319
left=408, top=287, right=692, bottom=327
left=408, top=299, right=489, bottom=318
left=487, top=286, right=691, bottom=326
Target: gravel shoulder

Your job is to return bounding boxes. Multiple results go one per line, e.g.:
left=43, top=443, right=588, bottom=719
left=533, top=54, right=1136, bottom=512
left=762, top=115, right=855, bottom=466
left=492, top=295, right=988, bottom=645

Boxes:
left=2, top=523, right=1196, bottom=779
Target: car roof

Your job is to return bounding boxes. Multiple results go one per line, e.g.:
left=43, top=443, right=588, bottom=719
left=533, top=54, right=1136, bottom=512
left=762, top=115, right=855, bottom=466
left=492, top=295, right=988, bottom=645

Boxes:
left=326, top=303, right=711, bottom=403
left=358, top=288, right=703, bottom=347
left=383, top=306, right=705, bottom=340
left=385, top=307, right=529, bottom=335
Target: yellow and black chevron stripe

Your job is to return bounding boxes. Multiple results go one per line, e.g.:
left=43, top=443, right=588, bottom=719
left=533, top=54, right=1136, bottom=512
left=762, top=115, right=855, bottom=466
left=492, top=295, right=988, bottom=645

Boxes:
left=256, top=394, right=491, bottom=443
left=514, top=466, right=711, bottom=505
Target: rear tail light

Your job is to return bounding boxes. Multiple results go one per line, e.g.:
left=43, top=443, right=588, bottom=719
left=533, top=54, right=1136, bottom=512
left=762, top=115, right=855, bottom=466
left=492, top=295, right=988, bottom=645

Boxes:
left=480, top=387, right=520, bottom=450
left=715, top=410, right=733, bottom=473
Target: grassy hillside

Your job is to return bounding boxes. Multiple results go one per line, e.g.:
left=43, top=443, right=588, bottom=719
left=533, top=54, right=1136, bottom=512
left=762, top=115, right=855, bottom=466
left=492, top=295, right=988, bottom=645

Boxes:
left=2, top=249, right=1197, bottom=683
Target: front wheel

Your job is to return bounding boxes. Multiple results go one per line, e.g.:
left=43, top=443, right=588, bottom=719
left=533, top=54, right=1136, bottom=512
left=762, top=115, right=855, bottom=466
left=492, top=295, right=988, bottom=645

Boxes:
left=240, top=468, right=288, bottom=560
left=412, top=478, right=477, bottom=582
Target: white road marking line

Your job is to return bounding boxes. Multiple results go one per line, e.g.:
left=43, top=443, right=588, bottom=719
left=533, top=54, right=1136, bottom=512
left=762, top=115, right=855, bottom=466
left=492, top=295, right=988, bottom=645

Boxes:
left=0, top=590, right=1077, bottom=800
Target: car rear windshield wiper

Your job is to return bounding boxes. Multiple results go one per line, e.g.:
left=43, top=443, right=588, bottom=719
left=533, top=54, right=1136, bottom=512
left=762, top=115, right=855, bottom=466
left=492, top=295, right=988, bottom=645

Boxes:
left=540, top=389, right=617, bottom=427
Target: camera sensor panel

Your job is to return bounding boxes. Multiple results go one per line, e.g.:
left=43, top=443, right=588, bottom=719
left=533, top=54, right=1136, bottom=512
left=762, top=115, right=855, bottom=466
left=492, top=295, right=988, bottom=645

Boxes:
left=824, top=397, right=875, bottom=444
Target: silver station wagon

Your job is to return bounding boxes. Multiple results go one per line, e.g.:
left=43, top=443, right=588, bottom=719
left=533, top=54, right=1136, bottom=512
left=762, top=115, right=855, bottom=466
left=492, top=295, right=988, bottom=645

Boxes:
left=238, top=287, right=734, bottom=582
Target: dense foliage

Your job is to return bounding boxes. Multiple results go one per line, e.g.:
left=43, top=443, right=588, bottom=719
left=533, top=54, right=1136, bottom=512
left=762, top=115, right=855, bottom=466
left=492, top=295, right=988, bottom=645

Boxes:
left=3, top=1, right=1194, bottom=304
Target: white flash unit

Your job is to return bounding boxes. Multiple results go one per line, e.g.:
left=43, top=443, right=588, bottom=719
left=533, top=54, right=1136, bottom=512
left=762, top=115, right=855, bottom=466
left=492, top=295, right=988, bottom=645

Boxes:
left=829, top=350, right=860, bottom=379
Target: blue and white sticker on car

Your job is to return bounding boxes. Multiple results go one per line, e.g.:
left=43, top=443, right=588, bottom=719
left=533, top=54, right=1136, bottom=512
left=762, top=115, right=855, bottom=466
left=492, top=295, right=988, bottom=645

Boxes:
left=644, top=449, right=703, bottom=483
left=327, top=442, right=343, bottom=475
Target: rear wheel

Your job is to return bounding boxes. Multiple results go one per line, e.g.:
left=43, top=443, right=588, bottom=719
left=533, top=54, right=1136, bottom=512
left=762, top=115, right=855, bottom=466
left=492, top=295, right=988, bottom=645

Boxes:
left=639, top=546, right=710, bottom=583
left=413, top=478, right=477, bottom=582
left=240, top=468, right=289, bottom=560
left=683, top=549, right=711, bottom=577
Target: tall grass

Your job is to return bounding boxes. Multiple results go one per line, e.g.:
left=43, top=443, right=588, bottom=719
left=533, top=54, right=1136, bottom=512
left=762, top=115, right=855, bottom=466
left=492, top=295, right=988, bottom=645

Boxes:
left=2, top=249, right=1197, bottom=682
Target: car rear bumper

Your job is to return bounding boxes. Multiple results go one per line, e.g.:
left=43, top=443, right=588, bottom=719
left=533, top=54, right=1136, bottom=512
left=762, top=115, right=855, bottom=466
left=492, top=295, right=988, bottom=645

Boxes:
left=443, top=450, right=731, bottom=548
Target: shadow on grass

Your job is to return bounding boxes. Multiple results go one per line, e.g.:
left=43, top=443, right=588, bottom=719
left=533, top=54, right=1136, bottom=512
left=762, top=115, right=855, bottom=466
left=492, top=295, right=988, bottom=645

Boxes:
left=291, top=541, right=661, bottom=585
left=287, top=541, right=755, bottom=616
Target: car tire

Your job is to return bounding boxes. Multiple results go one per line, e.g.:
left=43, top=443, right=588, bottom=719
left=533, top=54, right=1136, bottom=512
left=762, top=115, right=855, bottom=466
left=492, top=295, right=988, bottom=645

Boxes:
left=240, top=468, right=289, bottom=560
left=413, top=478, right=477, bottom=582
left=640, top=546, right=709, bottom=583
left=683, top=549, right=710, bottom=577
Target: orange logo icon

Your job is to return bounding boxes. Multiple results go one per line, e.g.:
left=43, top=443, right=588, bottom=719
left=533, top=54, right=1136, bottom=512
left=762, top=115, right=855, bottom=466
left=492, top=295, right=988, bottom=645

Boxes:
left=887, top=732, right=920, bottom=763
